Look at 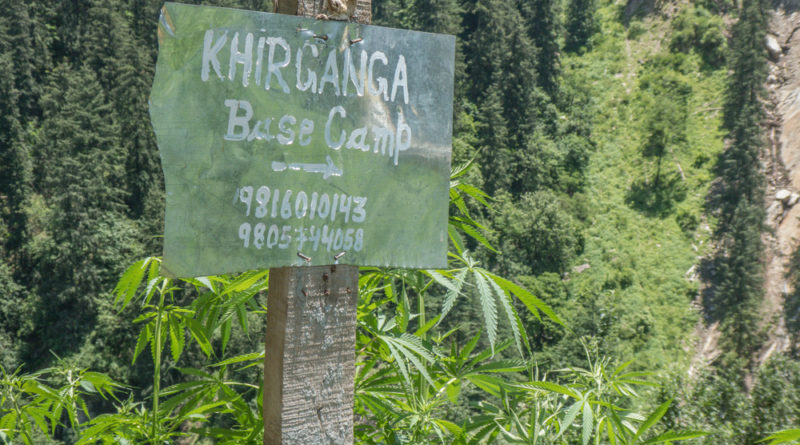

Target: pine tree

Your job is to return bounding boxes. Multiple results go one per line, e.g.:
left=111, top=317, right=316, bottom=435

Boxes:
left=403, top=0, right=461, bottom=34
left=465, top=0, right=546, bottom=195
left=519, top=0, right=560, bottom=96
left=564, top=0, right=596, bottom=53
left=0, top=51, right=31, bottom=253
left=715, top=200, right=764, bottom=354
left=127, top=0, right=158, bottom=45
left=51, top=0, right=95, bottom=65
left=0, top=2, right=44, bottom=254
left=711, top=0, right=768, bottom=360
left=84, top=0, right=130, bottom=94
left=373, top=0, right=412, bottom=28
left=723, top=0, right=768, bottom=130
left=0, top=0, right=50, bottom=118
left=22, top=64, right=142, bottom=365
left=109, top=18, right=162, bottom=223
left=640, top=71, right=690, bottom=188
left=405, top=0, right=468, bottom=116
left=493, top=190, right=582, bottom=276
left=718, top=101, right=765, bottom=227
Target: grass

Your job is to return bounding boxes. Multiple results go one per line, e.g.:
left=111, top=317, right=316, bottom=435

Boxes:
left=556, top=0, right=727, bottom=373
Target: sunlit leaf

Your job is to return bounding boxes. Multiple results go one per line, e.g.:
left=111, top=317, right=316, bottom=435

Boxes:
left=436, top=269, right=468, bottom=325
left=632, top=399, right=672, bottom=443
left=485, top=272, right=564, bottom=326
left=641, top=429, right=709, bottom=444
left=473, top=271, right=497, bottom=353
left=169, top=316, right=185, bottom=362
left=132, top=324, right=151, bottom=364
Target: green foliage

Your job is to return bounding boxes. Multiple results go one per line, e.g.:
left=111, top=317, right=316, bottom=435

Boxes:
left=0, top=361, right=124, bottom=444
left=786, top=246, right=800, bottom=344
left=565, top=0, right=597, bottom=53
left=462, top=339, right=706, bottom=444
left=16, top=62, right=145, bottom=368
left=760, top=429, right=800, bottom=445
left=746, top=357, right=800, bottom=443
left=9, top=258, right=698, bottom=444
left=639, top=69, right=691, bottom=165
left=627, top=61, right=692, bottom=215
left=717, top=100, right=766, bottom=225
left=713, top=201, right=765, bottom=354
left=549, top=0, right=725, bottom=379
left=0, top=0, right=593, bottom=391
left=87, top=257, right=266, bottom=444
left=668, top=355, right=800, bottom=444
left=0, top=0, right=792, bottom=443
left=721, top=0, right=769, bottom=128
left=519, top=0, right=561, bottom=96
left=0, top=255, right=698, bottom=445
left=492, top=191, right=583, bottom=277
left=0, top=167, right=698, bottom=444
left=669, top=6, right=726, bottom=68
left=704, top=0, right=768, bottom=363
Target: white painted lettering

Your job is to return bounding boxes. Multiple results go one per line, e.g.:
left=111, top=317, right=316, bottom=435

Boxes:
left=394, top=110, right=411, bottom=165
left=228, top=32, right=254, bottom=87
left=342, top=48, right=367, bottom=97
left=391, top=55, right=409, bottom=104
left=202, top=29, right=227, bottom=81
left=368, top=51, right=389, bottom=100
left=372, top=126, right=394, bottom=156
left=298, top=119, right=314, bottom=146
left=319, top=50, right=341, bottom=96
left=255, top=36, right=266, bottom=86
left=295, top=42, right=319, bottom=93
left=224, top=99, right=253, bottom=141
left=325, top=106, right=346, bottom=149
left=277, top=115, right=297, bottom=145
left=346, top=127, right=370, bottom=152
left=266, top=37, right=291, bottom=93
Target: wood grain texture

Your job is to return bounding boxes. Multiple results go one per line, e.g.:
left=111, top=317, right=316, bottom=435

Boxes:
left=276, top=0, right=370, bottom=23
left=263, top=265, right=359, bottom=444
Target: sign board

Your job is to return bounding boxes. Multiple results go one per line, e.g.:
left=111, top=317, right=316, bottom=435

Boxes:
left=149, top=3, right=455, bottom=277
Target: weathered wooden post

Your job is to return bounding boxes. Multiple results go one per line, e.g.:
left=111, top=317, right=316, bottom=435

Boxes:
left=264, top=3, right=370, bottom=444
left=149, top=2, right=454, bottom=443
left=263, top=265, right=358, bottom=443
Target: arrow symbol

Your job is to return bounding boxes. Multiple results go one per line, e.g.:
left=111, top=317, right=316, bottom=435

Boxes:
left=271, top=155, right=343, bottom=179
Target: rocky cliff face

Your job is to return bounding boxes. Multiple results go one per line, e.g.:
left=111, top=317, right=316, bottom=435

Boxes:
left=757, top=3, right=800, bottom=366
left=688, top=3, right=800, bottom=385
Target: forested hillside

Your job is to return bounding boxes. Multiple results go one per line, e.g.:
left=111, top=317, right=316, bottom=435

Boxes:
left=0, top=0, right=798, bottom=443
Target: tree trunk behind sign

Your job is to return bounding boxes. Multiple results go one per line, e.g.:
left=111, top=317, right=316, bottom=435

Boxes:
left=264, top=3, right=370, bottom=443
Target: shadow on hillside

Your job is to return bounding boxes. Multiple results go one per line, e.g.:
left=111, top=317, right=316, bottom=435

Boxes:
left=698, top=176, right=724, bottom=323
left=698, top=254, right=726, bottom=323
left=622, top=0, right=656, bottom=25
left=625, top=173, right=687, bottom=217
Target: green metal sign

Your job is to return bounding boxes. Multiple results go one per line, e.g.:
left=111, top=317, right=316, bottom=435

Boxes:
left=149, top=3, right=454, bottom=277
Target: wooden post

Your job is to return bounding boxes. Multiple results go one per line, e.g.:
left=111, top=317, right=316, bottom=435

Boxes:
left=264, top=2, right=370, bottom=444
left=264, top=265, right=359, bottom=443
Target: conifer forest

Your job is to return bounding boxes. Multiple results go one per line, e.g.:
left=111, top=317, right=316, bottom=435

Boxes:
left=1, top=0, right=800, bottom=443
